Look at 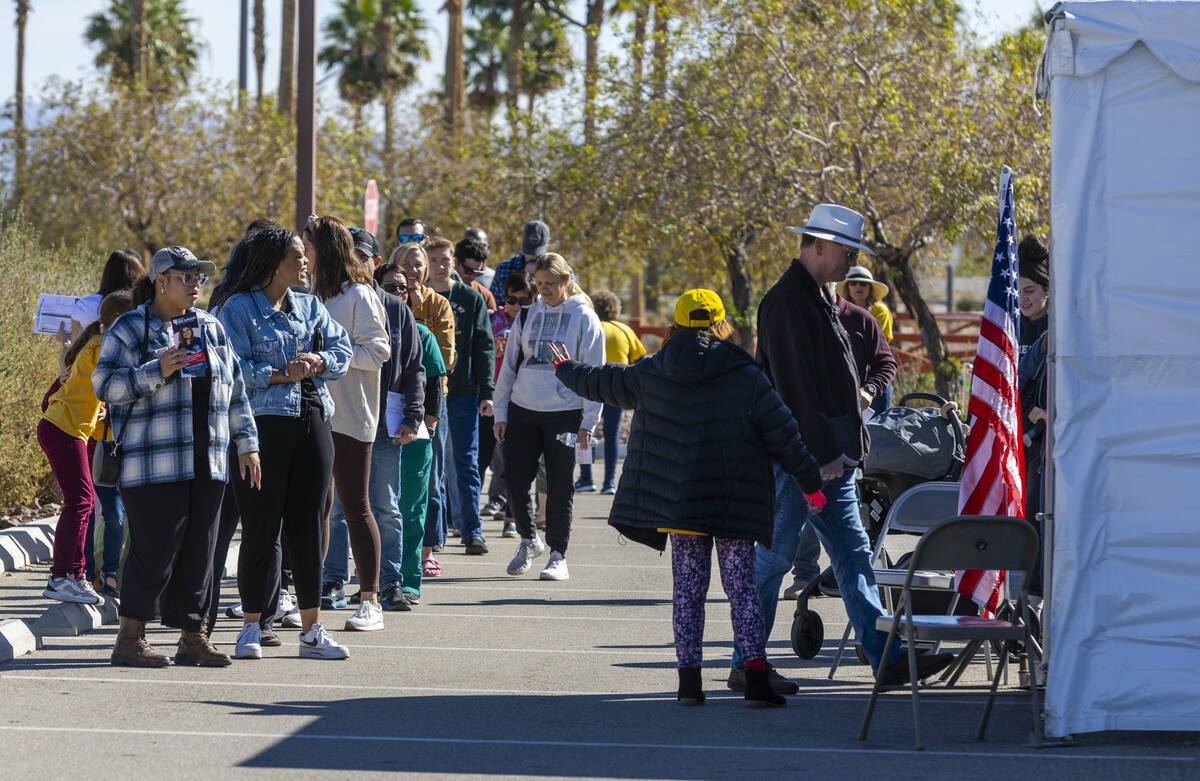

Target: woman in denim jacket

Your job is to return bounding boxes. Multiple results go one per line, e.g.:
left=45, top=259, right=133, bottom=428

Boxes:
left=216, top=225, right=355, bottom=661
left=94, top=246, right=260, bottom=669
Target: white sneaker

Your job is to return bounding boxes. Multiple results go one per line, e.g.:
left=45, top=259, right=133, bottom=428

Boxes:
left=271, top=591, right=297, bottom=625
left=506, top=534, right=547, bottom=576
left=344, top=600, right=384, bottom=631
left=234, top=623, right=263, bottom=660
left=299, top=622, right=350, bottom=660
left=539, top=551, right=570, bottom=581
left=42, top=576, right=103, bottom=605
left=225, top=602, right=244, bottom=619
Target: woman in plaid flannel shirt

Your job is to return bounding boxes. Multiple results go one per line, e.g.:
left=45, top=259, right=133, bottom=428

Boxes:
left=94, top=246, right=261, bottom=669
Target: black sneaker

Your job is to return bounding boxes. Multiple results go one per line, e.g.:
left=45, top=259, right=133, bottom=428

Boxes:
left=726, top=663, right=799, bottom=694
left=876, top=650, right=957, bottom=690
left=349, top=590, right=362, bottom=605
left=465, top=535, right=489, bottom=555
left=481, top=499, right=506, bottom=518
left=320, top=582, right=347, bottom=609
left=379, top=584, right=412, bottom=612
left=573, top=478, right=596, bottom=492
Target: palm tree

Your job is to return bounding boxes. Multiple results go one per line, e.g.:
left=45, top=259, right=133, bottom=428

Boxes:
left=506, top=0, right=527, bottom=115
left=465, top=7, right=508, bottom=119
left=278, top=0, right=296, bottom=120
left=582, top=0, right=603, bottom=142
left=521, top=4, right=573, bottom=115
left=320, top=0, right=427, bottom=122
left=13, top=0, right=31, bottom=204
left=443, top=0, right=465, bottom=145
left=83, top=0, right=201, bottom=91
left=253, top=0, right=266, bottom=104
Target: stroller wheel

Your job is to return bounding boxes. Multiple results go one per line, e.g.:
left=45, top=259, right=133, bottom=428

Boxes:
left=791, top=608, right=824, bottom=659
left=855, top=643, right=869, bottom=666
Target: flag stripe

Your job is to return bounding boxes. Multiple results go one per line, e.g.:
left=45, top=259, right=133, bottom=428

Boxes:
left=956, top=168, right=1025, bottom=612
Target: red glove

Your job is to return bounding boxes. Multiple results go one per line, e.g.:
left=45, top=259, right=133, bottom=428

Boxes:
left=804, top=490, right=827, bottom=511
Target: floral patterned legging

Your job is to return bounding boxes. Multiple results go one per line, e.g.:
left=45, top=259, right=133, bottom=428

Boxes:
left=670, top=533, right=766, bottom=668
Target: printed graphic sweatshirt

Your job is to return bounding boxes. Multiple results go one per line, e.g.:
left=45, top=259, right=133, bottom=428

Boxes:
left=493, top=293, right=605, bottom=431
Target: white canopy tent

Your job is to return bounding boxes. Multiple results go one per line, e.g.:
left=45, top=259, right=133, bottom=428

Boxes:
left=1039, top=0, right=1200, bottom=738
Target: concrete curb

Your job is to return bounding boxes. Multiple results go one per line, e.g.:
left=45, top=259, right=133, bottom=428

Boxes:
left=0, top=619, right=39, bottom=662
left=31, top=598, right=120, bottom=638
left=0, top=520, right=58, bottom=574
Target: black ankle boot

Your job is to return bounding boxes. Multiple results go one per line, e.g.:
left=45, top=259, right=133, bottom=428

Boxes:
left=744, top=668, right=787, bottom=708
left=677, top=666, right=705, bottom=705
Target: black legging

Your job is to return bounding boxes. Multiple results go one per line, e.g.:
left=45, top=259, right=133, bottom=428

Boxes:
left=234, top=412, right=334, bottom=613
left=503, top=404, right=581, bottom=555
left=122, top=477, right=225, bottom=632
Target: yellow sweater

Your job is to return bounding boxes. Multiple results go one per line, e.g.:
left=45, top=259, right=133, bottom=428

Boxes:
left=44, top=336, right=105, bottom=441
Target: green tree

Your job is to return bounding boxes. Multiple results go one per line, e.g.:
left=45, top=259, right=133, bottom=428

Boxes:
left=465, top=2, right=509, bottom=118
left=83, top=0, right=202, bottom=91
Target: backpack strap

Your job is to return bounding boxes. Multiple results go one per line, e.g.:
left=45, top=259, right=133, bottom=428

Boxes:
left=514, top=305, right=532, bottom=370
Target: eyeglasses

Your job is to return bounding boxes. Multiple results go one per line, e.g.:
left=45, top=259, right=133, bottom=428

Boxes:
left=504, top=295, right=532, bottom=306
left=167, top=272, right=208, bottom=287
left=397, top=233, right=426, bottom=244
left=383, top=282, right=409, bottom=295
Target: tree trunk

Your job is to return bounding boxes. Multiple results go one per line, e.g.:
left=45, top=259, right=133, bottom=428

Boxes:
left=443, top=0, right=465, bottom=148
left=506, top=0, right=527, bottom=117
left=583, top=0, right=604, bottom=144
left=650, top=1, right=668, bottom=100
left=632, top=4, right=647, bottom=87
left=278, top=0, right=297, bottom=120
left=883, top=250, right=956, bottom=399
left=724, top=230, right=757, bottom=350
left=254, top=0, right=266, bottom=105
left=131, top=0, right=147, bottom=85
left=14, top=0, right=29, bottom=204
left=382, top=90, right=395, bottom=237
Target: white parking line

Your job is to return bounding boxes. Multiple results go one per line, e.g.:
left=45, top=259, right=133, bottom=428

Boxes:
left=0, top=724, right=1187, bottom=763
left=213, top=642, right=675, bottom=657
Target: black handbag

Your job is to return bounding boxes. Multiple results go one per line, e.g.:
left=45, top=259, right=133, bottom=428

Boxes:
left=92, top=310, right=152, bottom=487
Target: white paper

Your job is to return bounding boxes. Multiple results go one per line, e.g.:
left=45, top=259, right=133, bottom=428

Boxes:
left=861, top=406, right=876, bottom=423
left=576, top=443, right=593, bottom=465
left=386, top=391, right=407, bottom=436
left=386, top=391, right=431, bottom=440
left=34, top=294, right=79, bottom=336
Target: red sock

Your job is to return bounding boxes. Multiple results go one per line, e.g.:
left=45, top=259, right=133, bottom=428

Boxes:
left=745, top=658, right=766, bottom=672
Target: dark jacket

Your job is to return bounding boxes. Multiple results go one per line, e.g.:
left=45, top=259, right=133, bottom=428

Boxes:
left=375, top=283, right=426, bottom=436
left=555, top=333, right=823, bottom=551
left=439, top=282, right=496, bottom=402
left=757, top=260, right=866, bottom=464
left=836, top=297, right=898, bottom=399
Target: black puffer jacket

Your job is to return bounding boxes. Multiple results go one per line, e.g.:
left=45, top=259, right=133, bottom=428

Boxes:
left=555, top=333, right=823, bottom=551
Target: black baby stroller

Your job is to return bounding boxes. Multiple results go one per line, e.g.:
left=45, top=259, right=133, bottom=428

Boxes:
left=790, top=393, right=966, bottom=660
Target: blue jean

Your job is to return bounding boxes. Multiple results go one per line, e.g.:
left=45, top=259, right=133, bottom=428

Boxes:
left=324, top=429, right=403, bottom=586
left=789, top=520, right=823, bottom=584
left=444, top=397, right=483, bottom=540
left=93, top=484, right=124, bottom=576
left=577, top=403, right=622, bottom=489
left=732, top=466, right=902, bottom=671
left=869, top=384, right=893, bottom=417
left=423, top=397, right=449, bottom=548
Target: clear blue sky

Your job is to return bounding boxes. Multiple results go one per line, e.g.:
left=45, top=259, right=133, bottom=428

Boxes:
left=0, top=0, right=1043, bottom=107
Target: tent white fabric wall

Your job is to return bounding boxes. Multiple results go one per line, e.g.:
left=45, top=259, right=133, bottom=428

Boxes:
left=1040, top=0, right=1200, bottom=738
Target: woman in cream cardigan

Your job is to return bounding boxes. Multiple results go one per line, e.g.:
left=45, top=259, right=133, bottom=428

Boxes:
left=303, top=215, right=391, bottom=632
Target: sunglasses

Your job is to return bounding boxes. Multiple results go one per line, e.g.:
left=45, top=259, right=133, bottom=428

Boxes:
left=504, top=295, right=532, bottom=306
left=383, top=282, right=409, bottom=295
left=461, top=265, right=485, bottom=276
left=167, top=272, right=209, bottom=287
left=847, top=281, right=869, bottom=287
left=397, top=233, right=426, bottom=244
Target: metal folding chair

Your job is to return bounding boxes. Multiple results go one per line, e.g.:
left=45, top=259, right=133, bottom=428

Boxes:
left=828, top=482, right=961, bottom=678
left=858, top=515, right=1042, bottom=750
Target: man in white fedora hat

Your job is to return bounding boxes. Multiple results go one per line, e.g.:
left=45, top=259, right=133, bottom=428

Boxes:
left=727, top=204, right=954, bottom=694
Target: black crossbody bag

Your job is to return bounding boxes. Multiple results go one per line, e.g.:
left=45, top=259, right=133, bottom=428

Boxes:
left=92, top=310, right=152, bottom=487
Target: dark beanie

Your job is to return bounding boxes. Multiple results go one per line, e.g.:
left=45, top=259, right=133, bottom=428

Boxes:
left=1018, top=234, right=1049, bottom=288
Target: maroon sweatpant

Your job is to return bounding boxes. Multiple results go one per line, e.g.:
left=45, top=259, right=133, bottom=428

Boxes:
left=37, top=419, right=95, bottom=580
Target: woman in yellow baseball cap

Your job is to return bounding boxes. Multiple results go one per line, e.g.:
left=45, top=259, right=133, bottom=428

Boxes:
left=546, top=289, right=825, bottom=708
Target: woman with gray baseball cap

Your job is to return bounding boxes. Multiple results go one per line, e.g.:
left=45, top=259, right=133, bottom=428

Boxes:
left=94, top=245, right=261, bottom=669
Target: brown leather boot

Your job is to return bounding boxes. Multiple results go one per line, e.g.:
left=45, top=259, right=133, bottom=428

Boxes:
left=111, top=616, right=169, bottom=668
left=175, top=619, right=231, bottom=667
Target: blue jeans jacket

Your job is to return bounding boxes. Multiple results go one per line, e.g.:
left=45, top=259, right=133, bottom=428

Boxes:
left=215, top=287, right=352, bottom=419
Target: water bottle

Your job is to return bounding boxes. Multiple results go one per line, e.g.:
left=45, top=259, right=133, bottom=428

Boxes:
left=555, top=432, right=578, bottom=448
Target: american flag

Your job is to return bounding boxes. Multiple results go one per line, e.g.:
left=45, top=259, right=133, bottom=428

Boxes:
left=955, top=167, right=1026, bottom=613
